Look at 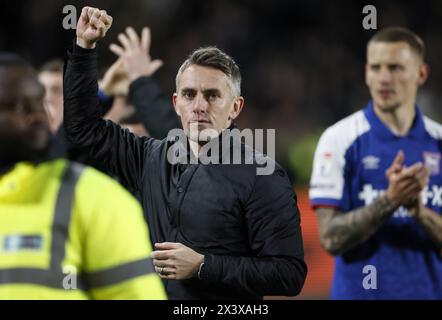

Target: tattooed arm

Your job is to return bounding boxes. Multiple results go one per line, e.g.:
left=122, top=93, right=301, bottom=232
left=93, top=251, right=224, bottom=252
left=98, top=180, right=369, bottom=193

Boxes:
left=316, top=196, right=398, bottom=255
left=316, top=151, right=428, bottom=256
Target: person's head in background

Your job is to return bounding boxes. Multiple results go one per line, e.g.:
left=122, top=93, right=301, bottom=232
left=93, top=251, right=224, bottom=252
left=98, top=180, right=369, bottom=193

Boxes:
left=0, top=53, right=48, bottom=168
left=38, top=59, right=64, bottom=134
left=366, top=27, right=429, bottom=116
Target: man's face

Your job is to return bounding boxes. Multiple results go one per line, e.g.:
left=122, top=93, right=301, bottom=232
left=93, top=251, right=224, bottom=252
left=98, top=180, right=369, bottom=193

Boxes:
left=173, top=65, right=244, bottom=142
left=38, top=71, right=63, bottom=133
left=0, top=67, right=49, bottom=162
left=366, top=41, right=427, bottom=112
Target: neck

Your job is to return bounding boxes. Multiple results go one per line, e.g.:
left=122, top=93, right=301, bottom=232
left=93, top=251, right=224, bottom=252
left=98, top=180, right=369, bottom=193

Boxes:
left=373, top=102, right=416, bottom=136
left=188, top=125, right=231, bottom=157
left=189, top=139, right=201, bottom=158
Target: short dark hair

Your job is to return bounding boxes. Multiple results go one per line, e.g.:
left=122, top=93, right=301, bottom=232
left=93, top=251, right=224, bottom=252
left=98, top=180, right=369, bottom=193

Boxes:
left=368, top=27, right=425, bottom=60
left=176, top=46, right=241, bottom=96
left=39, top=58, right=64, bottom=73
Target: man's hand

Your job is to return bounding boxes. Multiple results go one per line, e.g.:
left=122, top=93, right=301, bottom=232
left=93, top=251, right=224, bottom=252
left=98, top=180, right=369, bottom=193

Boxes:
left=109, top=27, right=163, bottom=82
left=404, top=166, right=430, bottom=217
left=76, top=7, right=113, bottom=49
left=385, top=150, right=404, bottom=178
left=99, top=58, right=130, bottom=96
left=152, top=242, right=204, bottom=280
left=385, top=150, right=430, bottom=207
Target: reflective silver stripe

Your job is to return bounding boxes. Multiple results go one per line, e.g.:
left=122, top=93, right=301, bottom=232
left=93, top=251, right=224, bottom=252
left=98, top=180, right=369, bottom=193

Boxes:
left=0, top=162, right=85, bottom=290
left=0, top=268, right=87, bottom=290
left=0, top=268, right=62, bottom=287
left=84, top=258, right=155, bottom=289
left=50, top=162, right=84, bottom=270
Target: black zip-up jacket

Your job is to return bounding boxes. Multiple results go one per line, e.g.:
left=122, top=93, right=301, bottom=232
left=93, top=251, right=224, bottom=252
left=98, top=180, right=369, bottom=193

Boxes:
left=63, top=44, right=307, bottom=299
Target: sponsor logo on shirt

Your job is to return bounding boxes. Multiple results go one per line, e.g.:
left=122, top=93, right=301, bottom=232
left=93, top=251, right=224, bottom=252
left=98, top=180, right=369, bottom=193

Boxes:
left=358, top=184, right=442, bottom=218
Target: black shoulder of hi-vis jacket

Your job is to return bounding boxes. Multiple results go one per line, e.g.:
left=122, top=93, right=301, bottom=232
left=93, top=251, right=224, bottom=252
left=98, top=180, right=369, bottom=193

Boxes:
left=63, top=44, right=307, bottom=300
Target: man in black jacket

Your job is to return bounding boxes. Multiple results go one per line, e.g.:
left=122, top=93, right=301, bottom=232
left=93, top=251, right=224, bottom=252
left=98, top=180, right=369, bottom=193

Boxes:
left=64, top=6, right=307, bottom=299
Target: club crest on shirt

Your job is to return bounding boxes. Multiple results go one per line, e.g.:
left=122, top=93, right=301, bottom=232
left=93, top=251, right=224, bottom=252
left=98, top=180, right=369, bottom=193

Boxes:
left=423, top=152, right=441, bottom=175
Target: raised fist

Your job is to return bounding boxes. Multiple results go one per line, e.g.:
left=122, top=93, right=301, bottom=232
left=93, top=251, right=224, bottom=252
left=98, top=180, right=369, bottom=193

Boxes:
left=76, top=7, right=113, bottom=49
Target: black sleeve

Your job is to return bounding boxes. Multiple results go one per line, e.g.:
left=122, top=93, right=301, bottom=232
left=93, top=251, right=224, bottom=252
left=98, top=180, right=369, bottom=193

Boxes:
left=63, top=43, right=154, bottom=192
left=53, top=125, right=90, bottom=164
left=199, top=168, right=307, bottom=297
left=128, top=76, right=181, bottom=139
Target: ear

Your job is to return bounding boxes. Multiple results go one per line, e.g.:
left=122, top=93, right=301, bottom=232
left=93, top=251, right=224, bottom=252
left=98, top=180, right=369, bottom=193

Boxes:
left=228, top=96, right=244, bottom=121
left=417, top=63, right=429, bottom=86
left=172, top=93, right=181, bottom=116
left=365, top=63, right=370, bottom=86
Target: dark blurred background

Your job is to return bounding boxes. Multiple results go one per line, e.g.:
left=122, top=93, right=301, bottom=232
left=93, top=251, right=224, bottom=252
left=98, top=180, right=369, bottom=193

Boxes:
left=1, top=0, right=440, bottom=298
left=1, top=0, right=441, bottom=183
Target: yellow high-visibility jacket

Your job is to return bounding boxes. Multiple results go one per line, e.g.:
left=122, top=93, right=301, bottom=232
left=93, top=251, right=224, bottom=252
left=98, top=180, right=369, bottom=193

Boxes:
left=0, top=159, right=166, bottom=300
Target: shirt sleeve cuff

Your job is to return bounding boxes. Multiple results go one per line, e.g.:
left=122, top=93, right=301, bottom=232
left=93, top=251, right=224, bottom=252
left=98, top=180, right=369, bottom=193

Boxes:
left=310, top=198, right=341, bottom=209
left=68, top=39, right=98, bottom=59
left=198, top=254, right=218, bottom=284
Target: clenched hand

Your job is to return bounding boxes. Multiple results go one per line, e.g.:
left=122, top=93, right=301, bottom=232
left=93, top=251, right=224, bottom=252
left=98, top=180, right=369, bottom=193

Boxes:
left=76, top=7, right=113, bottom=49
